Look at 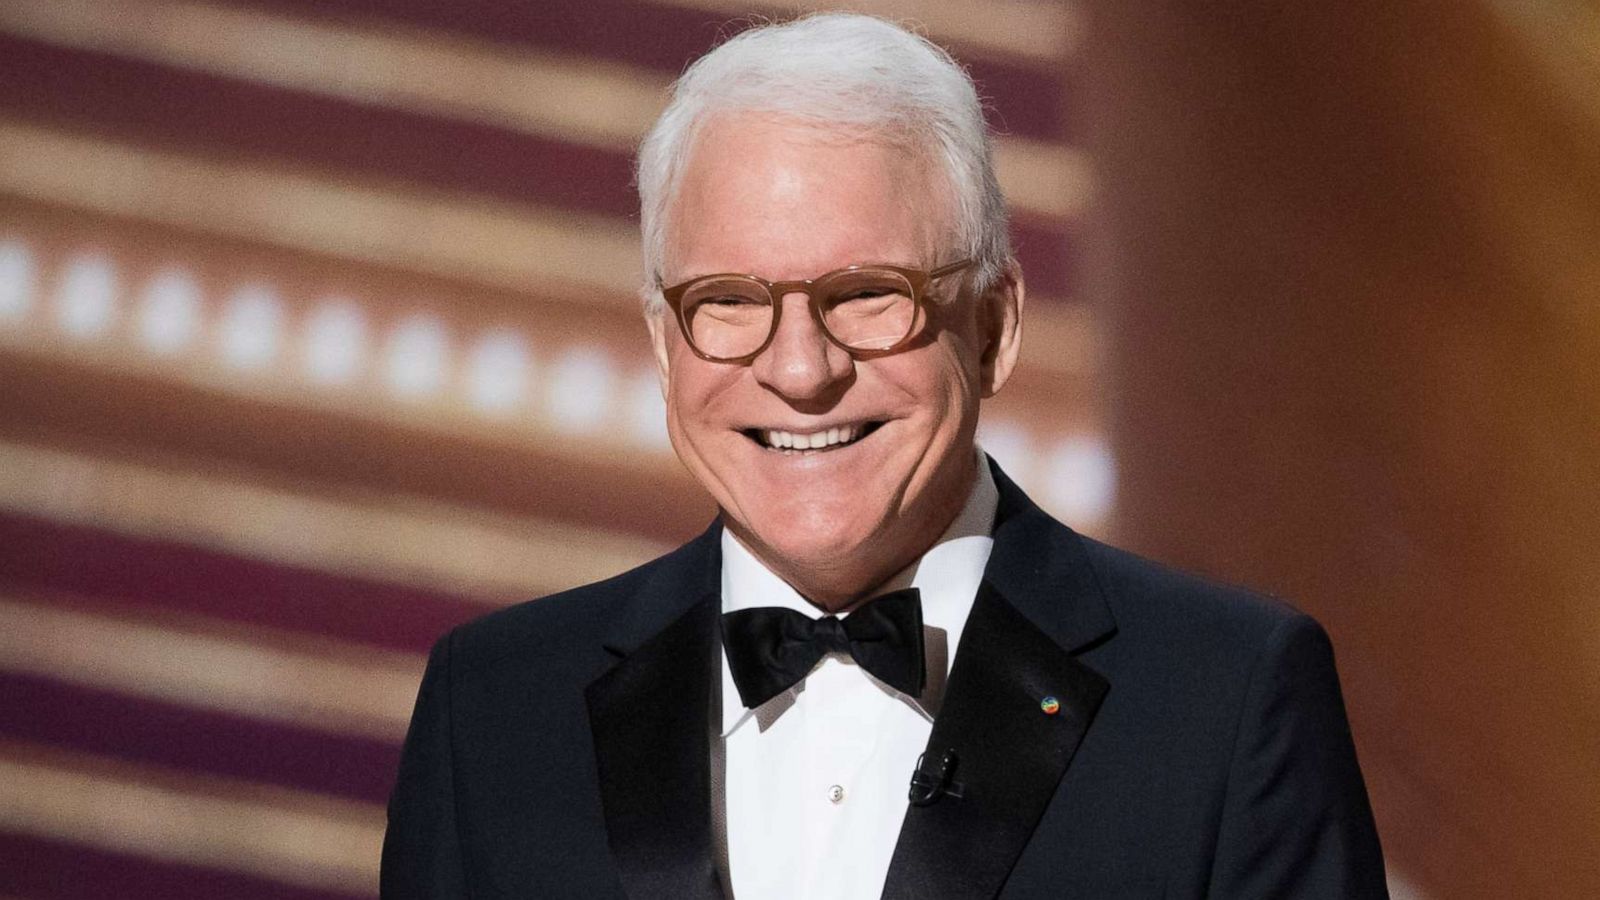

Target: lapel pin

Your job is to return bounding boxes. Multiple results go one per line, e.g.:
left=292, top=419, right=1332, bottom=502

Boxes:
left=1040, top=696, right=1061, bottom=715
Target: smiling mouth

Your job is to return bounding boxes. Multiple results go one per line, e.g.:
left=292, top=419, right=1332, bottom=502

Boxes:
left=743, top=421, right=885, bottom=453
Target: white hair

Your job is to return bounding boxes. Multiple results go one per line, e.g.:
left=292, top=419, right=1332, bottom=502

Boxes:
left=635, top=12, right=1012, bottom=314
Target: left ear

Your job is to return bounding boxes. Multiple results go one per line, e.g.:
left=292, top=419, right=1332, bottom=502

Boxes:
left=977, top=260, right=1024, bottom=398
left=644, top=305, right=673, bottom=398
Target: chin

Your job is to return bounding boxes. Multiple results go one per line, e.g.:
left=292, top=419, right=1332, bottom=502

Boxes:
left=736, top=497, right=889, bottom=576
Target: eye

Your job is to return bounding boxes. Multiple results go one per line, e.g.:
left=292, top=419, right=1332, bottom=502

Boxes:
left=818, top=270, right=914, bottom=311
left=834, top=288, right=895, bottom=302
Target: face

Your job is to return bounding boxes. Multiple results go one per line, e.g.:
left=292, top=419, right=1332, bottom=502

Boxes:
left=649, top=114, right=1023, bottom=606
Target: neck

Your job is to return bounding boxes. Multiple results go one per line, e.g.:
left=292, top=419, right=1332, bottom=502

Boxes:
left=732, top=455, right=981, bottom=614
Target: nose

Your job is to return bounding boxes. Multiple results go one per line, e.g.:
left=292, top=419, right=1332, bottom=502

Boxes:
left=750, top=291, right=855, bottom=403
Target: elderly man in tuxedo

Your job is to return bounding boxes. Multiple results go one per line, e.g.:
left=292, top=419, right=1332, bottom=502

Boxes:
left=381, top=13, right=1386, bottom=899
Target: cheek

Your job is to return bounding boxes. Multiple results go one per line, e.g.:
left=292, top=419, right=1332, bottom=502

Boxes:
left=912, top=306, right=986, bottom=396
left=665, top=350, right=739, bottom=437
left=665, top=377, right=706, bottom=444
left=664, top=337, right=706, bottom=403
left=913, top=343, right=983, bottom=423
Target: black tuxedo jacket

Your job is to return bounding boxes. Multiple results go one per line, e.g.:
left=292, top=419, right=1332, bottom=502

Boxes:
left=382, top=464, right=1386, bottom=898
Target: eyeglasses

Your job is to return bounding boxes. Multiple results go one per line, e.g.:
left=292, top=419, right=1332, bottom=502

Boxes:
left=660, top=259, right=974, bottom=364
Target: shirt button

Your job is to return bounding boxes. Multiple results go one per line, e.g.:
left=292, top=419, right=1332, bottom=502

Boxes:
left=826, top=784, right=845, bottom=804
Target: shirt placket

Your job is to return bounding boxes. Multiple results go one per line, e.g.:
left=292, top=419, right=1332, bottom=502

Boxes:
left=800, top=654, right=884, bottom=899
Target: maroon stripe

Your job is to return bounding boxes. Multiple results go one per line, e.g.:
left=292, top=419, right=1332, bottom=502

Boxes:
left=0, top=511, right=488, bottom=655
left=0, top=35, right=640, bottom=219
left=1014, top=216, right=1081, bottom=301
left=238, top=0, right=1076, bottom=142
left=0, top=831, right=370, bottom=900
left=0, top=34, right=1080, bottom=298
left=0, top=672, right=401, bottom=806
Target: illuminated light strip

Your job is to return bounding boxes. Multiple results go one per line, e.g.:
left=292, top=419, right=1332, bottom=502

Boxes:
left=0, top=744, right=382, bottom=896
left=0, top=120, right=643, bottom=301
left=0, top=225, right=694, bottom=472
left=0, top=228, right=1104, bottom=526
left=0, top=141, right=1094, bottom=380
left=0, top=230, right=1107, bottom=531
left=0, top=0, right=1088, bottom=220
left=648, top=0, right=1086, bottom=64
left=0, top=597, right=422, bottom=743
left=0, top=441, right=668, bottom=602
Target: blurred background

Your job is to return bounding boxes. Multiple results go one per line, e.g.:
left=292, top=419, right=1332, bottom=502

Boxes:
left=0, top=0, right=1594, bottom=897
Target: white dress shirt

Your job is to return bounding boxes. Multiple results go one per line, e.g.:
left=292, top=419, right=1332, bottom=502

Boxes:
left=719, top=457, right=998, bottom=900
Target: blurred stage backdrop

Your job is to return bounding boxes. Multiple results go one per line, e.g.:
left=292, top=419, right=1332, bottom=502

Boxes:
left=0, top=0, right=1595, bottom=898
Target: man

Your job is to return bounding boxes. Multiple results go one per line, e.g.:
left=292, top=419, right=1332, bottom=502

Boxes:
left=382, top=13, right=1386, bottom=899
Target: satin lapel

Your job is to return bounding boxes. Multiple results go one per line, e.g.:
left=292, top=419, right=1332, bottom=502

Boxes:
left=883, top=583, right=1109, bottom=899
left=584, top=529, right=725, bottom=900
left=883, top=460, right=1116, bottom=899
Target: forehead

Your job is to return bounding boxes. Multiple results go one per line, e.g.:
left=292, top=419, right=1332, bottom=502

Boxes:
left=664, top=113, right=951, bottom=280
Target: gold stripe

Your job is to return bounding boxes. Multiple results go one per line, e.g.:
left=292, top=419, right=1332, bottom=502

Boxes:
left=0, top=744, right=381, bottom=894
left=0, top=441, right=668, bottom=602
left=0, top=597, right=422, bottom=742
left=0, top=119, right=644, bottom=301
left=1021, top=302, right=1098, bottom=377
left=0, top=0, right=1087, bottom=221
left=647, top=0, right=1085, bottom=64
left=996, top=138, right=1095, bottom=221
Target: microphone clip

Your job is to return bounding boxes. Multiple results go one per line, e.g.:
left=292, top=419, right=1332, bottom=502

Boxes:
left=908, top=749, right=965, bottom=807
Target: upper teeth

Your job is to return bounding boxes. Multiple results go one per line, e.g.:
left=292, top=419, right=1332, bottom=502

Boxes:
left=763, top=425, right=861, bottom=450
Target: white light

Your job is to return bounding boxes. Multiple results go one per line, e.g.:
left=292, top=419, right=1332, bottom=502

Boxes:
left=626, top=367, right=670, bottom=449
left=138, top=267, right=203, bottom=355
left=303, top=301, right=366, bottom=385
left=385, top=314, right=449, bottom=398
left=546, top=345, right=614, bottom=434
left=218, top=283, right=282, bottom=369
left=1042, top=435, right=1117, bottom=527
left=977, top=419, right=1034, bottom=481
left=56, top=252, right=118, bottom=338
left=466, top=329, right=531, bottom=415
left=0, top=238, right=34, bottom=323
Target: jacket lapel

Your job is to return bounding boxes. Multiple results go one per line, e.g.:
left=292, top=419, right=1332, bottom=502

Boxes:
left=585, top=525, right=726, bottom=900
left=882, top=461, right=1117, bottom=900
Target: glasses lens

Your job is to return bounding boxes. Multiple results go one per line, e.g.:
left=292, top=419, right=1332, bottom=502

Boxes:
left=680, top=277, right=773, bottom=360
left=818, top=269, right=916, bottom=351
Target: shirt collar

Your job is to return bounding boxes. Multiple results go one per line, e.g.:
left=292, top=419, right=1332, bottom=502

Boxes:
left=719, top=450, right=999, bottom=734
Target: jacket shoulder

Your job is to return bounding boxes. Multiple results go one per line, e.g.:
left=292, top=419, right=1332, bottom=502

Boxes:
left=1074, top=534, right=1319, bottom=654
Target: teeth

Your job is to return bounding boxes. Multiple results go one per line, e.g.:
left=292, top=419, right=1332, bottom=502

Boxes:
left=762, top=424, right=863, bottom=451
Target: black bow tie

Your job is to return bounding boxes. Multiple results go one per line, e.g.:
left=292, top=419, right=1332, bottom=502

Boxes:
left=721, top=588, right=925, bottom=710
